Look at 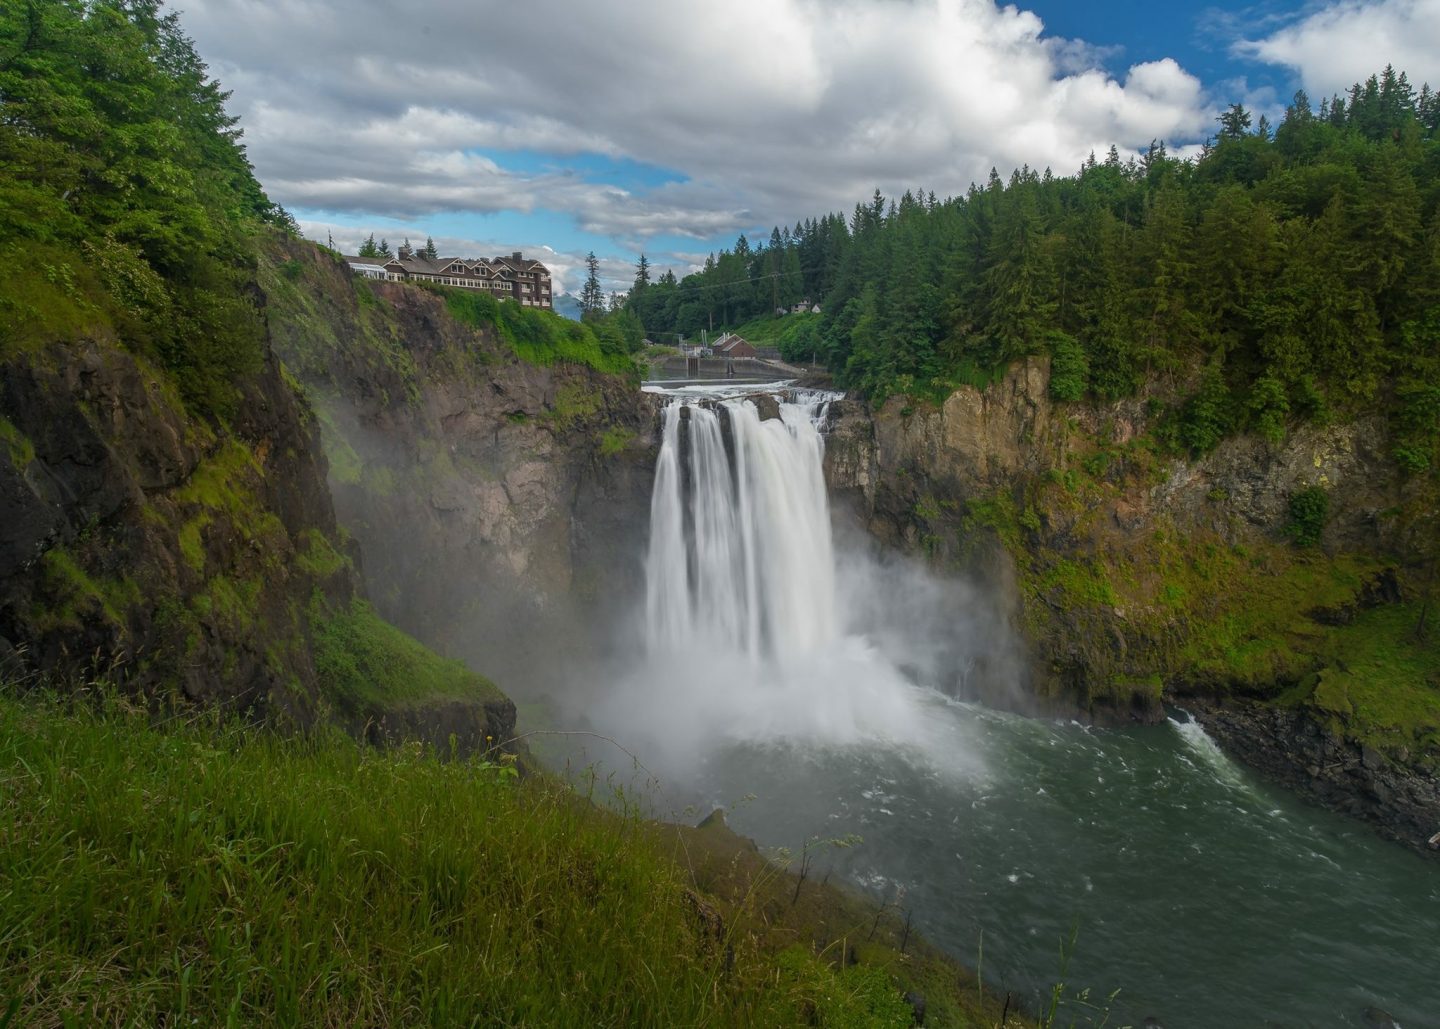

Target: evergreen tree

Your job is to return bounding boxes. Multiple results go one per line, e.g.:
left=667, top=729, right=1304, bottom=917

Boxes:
left=1218, top=103, right=1252, bottom=140
left=422, top=236, right=439, bottom=260
left=579, top=251, right=605, bottom=320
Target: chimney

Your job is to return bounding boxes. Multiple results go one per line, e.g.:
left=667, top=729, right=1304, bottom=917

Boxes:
left=512, top=251, right=522, bottom=261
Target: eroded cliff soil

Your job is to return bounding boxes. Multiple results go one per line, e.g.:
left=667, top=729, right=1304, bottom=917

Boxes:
left=827, top=359, right=1440, bottom=852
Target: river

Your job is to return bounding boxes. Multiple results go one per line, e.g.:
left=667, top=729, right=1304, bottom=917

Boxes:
left=699, top=698, right=1440, bottom=1027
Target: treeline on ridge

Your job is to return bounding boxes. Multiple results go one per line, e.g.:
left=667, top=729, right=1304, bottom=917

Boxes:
left=628, top=69, right=1440, bottom=471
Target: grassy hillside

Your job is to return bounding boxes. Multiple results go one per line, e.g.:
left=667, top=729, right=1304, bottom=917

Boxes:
left=0, top=688, right=1022, bottom=1028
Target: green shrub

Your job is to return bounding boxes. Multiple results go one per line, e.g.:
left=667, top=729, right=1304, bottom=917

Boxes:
left=1048, top=331, right=1089, bottom=402
left=1178, top=365, right=1234, bottom=455
left=440, top=287, right=635, bottom=377
left=1247, top=373, right=1290, bottom=444
left=1285, top=486, right=1330, bottom=547
left=598, top=426, right=636, bottom=455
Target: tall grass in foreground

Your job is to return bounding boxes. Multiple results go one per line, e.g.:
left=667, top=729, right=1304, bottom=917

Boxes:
left=0, top=690, right=918, bottom=1027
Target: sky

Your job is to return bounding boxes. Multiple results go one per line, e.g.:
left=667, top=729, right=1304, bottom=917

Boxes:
left=177, top=0, right=1440, bottom=294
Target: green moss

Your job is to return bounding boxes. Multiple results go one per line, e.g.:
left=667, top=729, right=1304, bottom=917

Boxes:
left=175, top=442, right=258, bottom=514
left=312, top=404, right=362, bottom=486
left=0, top=416, right=36, bottom=470
left=961, top=491, right=1024, bottom=551
left=1304, top=604, right=1440, bottom=754
left=191, top=575, right=262, bottom=634
left=361, top=463, right=396, bottom=496
left=598, top=426, right=636, bottom=456
left=1042, top=559, right=1120, bottom=608
left=295, top=529, right=350, bottom=579
left=36, top=549, right=141, bottom=631
left=1311, top=669, right=1355, bottom=719
left=547, top=382, right=602, bottom=430
left=177, top=518, right=207, bottom=573
left=175, top=443, right=286, bottom=549
left=311, top=597, right=504, bottom=711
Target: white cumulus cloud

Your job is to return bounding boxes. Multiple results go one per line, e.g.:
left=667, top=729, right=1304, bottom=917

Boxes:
left=180, top=0, right=1219, bottom=244
left=1238, top=0, right=1440, bottom=99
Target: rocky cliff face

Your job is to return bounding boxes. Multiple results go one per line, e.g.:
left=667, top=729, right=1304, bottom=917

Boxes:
left=0, top=240, right=522, bottom=751
left=826, top=360, right=1440, bottom=853
left=0, top=332, right=351, bottom=723
left=260, top=239, right=659, bottom=701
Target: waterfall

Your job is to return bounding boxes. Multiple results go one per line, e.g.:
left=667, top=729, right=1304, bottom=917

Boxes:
left=644, top=396, right=837, bottom=660
left=597, top=385, right=943, bottom=761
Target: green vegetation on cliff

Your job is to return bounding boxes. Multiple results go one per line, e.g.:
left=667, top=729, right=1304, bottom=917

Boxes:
left=0, top=689, right=1016, bottom=1027
left=0, top=0, right=295, bottom=417
left=440, top=286, right=640, bottom=378
left=918, top=411, right=1440, bottom=762
left=311, top=596, right=504, bottom=712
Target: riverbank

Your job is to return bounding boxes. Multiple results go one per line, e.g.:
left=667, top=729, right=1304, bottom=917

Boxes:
left=1188, top=696, right=1440, bottom=858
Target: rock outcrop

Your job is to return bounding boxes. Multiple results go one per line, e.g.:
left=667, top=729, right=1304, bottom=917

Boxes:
left=0, top=237, right=521, bottom=751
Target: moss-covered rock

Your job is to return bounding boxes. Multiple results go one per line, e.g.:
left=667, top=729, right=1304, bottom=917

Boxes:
left=0, top=330, right=355, bottom=723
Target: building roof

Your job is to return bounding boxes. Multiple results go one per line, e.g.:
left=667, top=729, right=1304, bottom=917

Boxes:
left=342, top=257, right=390, bottom=275
left=712, top=333, right=754, bottom=354
left=344, top=251, right=551, bottom=281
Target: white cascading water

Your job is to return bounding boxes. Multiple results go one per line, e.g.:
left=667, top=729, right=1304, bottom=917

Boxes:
left=645, top=397, right=837, bottom=659
left=608, top=391, right=960, bottom=764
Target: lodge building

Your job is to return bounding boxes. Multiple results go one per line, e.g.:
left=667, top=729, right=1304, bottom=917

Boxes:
left=345, top=248, right=553, bottom=309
